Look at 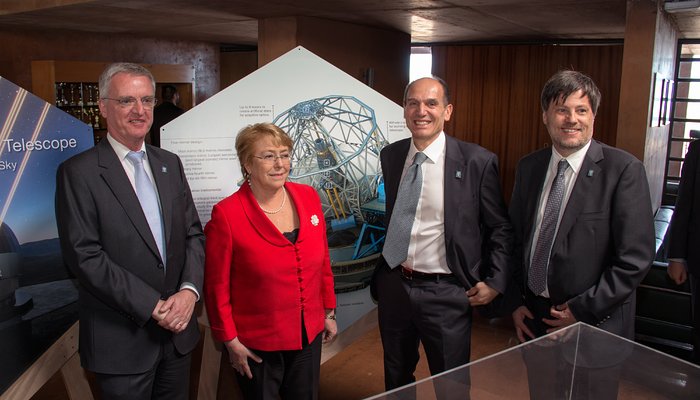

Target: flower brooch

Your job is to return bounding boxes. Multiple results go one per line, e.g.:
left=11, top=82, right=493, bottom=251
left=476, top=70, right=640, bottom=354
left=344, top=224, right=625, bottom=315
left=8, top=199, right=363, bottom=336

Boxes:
left=310, top=214, right=319, bottom=226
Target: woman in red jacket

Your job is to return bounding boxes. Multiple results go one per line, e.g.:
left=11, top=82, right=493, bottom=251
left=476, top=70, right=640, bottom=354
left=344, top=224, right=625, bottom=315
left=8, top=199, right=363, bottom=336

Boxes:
left=204, top=122, right=337, bottom=399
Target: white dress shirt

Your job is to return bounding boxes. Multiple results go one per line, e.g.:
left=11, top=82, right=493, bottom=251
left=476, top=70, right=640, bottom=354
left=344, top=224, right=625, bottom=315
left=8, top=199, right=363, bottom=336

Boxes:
left=402, top=132, right=450, bottom=274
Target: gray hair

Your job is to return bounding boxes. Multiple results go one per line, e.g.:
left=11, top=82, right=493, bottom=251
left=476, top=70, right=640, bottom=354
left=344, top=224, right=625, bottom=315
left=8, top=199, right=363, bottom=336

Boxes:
left=98, top=63, right=155, bottom=99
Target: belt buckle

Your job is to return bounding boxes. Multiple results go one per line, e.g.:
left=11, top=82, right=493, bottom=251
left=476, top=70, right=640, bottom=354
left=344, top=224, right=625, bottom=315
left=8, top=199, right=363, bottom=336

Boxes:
left=401, top=267, right=413, bottom=280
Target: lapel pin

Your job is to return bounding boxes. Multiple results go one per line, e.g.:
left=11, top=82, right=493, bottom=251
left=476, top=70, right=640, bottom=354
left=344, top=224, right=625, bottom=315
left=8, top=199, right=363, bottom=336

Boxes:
left=162, top=166, right=168, bottom=173
left=455, top=170, right=462, bottom=179
left=587, top=169, right=594, bottom=177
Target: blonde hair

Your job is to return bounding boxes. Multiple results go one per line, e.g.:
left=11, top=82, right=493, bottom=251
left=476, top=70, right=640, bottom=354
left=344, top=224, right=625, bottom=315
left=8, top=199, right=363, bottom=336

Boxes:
left=235, top=122, right=293, bottom=179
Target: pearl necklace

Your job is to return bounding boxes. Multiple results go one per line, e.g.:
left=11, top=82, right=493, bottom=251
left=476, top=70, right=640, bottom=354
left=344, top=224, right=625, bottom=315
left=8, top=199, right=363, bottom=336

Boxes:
left=258, top=187, right=287, bottom=214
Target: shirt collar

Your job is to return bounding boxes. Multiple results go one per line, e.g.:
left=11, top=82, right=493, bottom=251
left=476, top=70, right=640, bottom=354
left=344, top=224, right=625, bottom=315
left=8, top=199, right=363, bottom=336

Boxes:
left=551, top=140, right=591, bottom=175
left=107, top=133, right=147, bottom=162
left=408, top=131, right=445, bottom=164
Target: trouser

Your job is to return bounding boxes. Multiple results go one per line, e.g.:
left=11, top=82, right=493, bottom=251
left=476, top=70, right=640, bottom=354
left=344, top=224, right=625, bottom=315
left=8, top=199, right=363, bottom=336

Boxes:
left=94, top=339, right=191, bottom=400
left=522, top=291, right=621, bottom=400
left=377, top=265, right=472, bottom=399
left=236, top=328, right=323, bottom=400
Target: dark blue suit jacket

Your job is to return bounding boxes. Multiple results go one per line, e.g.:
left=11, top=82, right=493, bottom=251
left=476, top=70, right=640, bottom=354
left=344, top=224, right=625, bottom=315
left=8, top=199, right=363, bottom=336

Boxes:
left=373, top=134, right=512, bottom=295
left=508, top=140, right=655, bottom=339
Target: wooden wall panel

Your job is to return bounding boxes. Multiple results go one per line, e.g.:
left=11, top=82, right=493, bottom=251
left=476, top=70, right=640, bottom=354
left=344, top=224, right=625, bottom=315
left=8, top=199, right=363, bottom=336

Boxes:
left=618, top=0, right=677, bottom=210
left=258, top=16, right=411, bottom=105
left=432, top=44, right=624, bottom=202
left=0, top=29, right=219, bottom=105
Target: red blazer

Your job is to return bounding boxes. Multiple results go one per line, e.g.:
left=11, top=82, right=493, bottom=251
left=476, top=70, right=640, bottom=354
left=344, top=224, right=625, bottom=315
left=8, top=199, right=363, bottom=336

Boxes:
left=204, top=182, right=336, bottom=351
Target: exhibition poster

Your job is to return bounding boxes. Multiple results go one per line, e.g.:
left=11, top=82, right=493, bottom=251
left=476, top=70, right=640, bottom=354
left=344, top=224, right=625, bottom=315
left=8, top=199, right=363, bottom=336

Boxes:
left=0, top=76, right=93, bottom=392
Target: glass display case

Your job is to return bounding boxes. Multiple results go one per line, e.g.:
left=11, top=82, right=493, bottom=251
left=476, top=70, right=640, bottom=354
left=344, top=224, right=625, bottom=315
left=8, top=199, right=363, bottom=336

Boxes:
left=367, top=323, right=700, bottom=400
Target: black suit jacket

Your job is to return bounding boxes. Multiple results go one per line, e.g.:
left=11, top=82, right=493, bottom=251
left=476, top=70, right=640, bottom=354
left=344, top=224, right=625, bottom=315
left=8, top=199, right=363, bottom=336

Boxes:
left=669, top=139, right=700, bottom=275
left=55, top=138, right=204, bottom=374
left=150, top=102, right=184, bottom=147
left=508, top=140, right=655, bottom=339
left=374, top=135, right=512, bottom=294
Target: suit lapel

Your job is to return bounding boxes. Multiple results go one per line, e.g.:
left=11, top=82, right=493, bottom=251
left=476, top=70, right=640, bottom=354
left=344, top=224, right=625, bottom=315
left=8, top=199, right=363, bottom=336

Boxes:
left=239, top=183, right=291, bottom=247
left=287, top=183, right=310, bottom=243
left=97, top=140, right=162, bottom=262
left=552, top=141, right=604, bottom=254
left=523, top=149, right=551, bottom=263
left=443, top=135, right=463, bottom=244
left=383, top=140, right=410, bottom=220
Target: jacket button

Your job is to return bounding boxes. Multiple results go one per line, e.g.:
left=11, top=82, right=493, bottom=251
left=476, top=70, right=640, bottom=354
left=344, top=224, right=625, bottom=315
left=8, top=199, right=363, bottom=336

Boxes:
left=157, top=263, right=164, bottom=269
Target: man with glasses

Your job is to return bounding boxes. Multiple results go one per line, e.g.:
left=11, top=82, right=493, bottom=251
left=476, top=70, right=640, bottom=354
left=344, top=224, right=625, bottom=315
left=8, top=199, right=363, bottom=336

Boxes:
left=55, top=62, right=204, bottom=400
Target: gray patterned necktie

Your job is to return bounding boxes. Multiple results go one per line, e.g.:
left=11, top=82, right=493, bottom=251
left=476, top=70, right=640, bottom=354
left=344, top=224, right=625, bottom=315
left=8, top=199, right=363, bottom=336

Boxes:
left=529, top=159, right=569, bottom=294
left=126, top=151, right=166, bottom=267
left=382, top=152, right=428, bottom=268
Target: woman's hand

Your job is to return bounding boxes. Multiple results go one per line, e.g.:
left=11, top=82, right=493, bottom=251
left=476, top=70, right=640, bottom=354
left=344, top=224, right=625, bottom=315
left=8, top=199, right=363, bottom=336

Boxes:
left=224, top=337, right=262, bottom=379
left=323, top=311, right=338, bottom=343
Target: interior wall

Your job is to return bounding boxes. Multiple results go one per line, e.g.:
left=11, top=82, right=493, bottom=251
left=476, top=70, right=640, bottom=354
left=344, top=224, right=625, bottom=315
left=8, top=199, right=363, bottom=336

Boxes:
left=258, top=16, right=411, bottom=105
left=220, top=50, right=257, bottom=89
left=618, top=0, right=678, bottom=211
left=432, top=44, right=624, bottom=202
left=0, top=28, right=220, bottom=104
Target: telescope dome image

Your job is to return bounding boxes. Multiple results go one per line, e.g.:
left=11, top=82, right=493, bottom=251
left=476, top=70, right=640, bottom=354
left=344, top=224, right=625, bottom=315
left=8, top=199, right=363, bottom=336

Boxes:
left=274, top=96, right=390, bottom=292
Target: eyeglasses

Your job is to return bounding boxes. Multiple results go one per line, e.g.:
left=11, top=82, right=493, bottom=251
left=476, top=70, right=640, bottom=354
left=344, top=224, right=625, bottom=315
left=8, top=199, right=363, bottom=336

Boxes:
left=102, top=96, right=158, bottom=109
left=253, top=153, right=291, bottom=164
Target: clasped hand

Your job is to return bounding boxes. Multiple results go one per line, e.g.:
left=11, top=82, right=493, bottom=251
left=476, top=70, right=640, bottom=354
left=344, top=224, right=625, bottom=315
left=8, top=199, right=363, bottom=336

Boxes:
left=512, top=303, right=577, bottom=343
left=151, top=289, right=197, bottom=334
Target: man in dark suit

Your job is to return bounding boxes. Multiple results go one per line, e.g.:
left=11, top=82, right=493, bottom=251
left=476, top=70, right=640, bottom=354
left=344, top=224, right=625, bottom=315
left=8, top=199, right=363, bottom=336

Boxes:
left=372, top=76, right=513, bottom=394
left=668, top=138, right=700, bottom=364
left=55, top=63, right=204, bottom=400
left=150, top=84, right=184, bottom=147
left=508, top=70, right=655, bottom=398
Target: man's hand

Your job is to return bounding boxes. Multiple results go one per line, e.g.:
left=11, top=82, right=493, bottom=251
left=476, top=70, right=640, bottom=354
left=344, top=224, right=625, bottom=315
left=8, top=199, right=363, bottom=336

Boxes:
left=466, top=281, right=499, bottom=306
left=512, top=305, right=536, bottom=343
left=542, top=303, right=577, bottom=333
left=668, top=260, right=688, bottom=285
left=152, top=299, right=169, bottom=322
left=157, top=289, right=197, bottom=333
left=225, top=337, right=262, bottom=379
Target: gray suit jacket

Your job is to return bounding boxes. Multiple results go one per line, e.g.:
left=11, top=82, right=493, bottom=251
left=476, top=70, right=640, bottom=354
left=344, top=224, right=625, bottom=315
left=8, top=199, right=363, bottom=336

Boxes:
left=508, top=140, right=655, bottom=338
left=55, top=138, right=204, bottom=374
